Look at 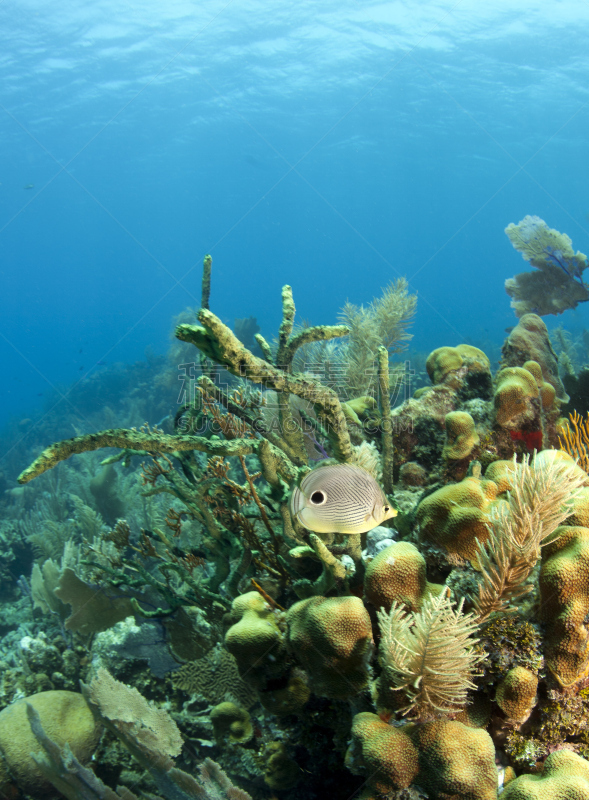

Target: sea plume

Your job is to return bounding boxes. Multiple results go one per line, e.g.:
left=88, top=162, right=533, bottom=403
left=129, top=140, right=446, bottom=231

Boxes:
left=377, top=591, right=481, bottom=721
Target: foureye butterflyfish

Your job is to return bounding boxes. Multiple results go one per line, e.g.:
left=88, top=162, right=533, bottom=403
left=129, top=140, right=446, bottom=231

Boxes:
left=289, top=463, right=397, bottom=534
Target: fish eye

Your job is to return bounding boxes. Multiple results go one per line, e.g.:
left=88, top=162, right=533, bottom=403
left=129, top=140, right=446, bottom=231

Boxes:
left=384, top=506, right=390, bottom=512
left=310, top=490, right=326, bottom=505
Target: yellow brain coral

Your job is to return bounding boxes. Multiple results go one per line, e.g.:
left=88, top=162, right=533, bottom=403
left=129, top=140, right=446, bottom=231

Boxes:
left=0, top=691, right=102, bottom=796
left=495, top=666, right=538, bottom=723
left=364, top=541, right=427, bottom=612
left=494, top=366, right=539, bottom=427
left=286, top=595, right=372, bottom=699
left=416, top=474, right=505, bottom=563
left=539, top=525, right=589, bottom=686
left=502, top=313, right=568, bottom=401
left=442, top=410, right=480, bottom=461
left=426, top=344, right=491, bottom=387
left=501, top=749, right=589, bottom=799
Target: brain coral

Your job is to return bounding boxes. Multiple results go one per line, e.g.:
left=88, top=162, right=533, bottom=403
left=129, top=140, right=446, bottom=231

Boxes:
left=539, top=525, right=589, bottom=686
left=0, top=690, right=102, bottom=796
left=495, top=666, right=538, bottom=723
left=364, top=541, right=426, bottom=612
left=345, top=712, right=419, bottom=794
left=442, top=410, right=480, bottom=461
left=501, top=313, right=567, bottom=402
left=416, top=474, right=505, bottom=563
left=171, top=644, right=258, bottom=709
left=224, top=591, right=286, bottom=690
left=426, top=344, right=491, bottom=389
left=286, top=595, right=372, bottom=699
left=494, top=366, right=539, bottom=427
left=411, top=718, right=498, bottom=800
left=501, top=749, right=589, bottom=799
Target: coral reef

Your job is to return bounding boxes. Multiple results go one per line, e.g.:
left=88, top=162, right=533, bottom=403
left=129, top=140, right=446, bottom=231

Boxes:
left=7, top=252, right=589, bottom=799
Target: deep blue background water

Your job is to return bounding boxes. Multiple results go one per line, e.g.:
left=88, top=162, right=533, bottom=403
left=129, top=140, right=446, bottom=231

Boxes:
left=2, top=0, right=589, bottom=430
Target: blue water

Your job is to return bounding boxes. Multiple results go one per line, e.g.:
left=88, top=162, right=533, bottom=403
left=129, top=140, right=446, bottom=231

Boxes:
left=1, top=0, right=589, bottom=431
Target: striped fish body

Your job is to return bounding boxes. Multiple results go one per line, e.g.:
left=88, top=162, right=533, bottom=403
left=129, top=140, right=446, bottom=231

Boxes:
left=289, top=464, right=396, bottom=534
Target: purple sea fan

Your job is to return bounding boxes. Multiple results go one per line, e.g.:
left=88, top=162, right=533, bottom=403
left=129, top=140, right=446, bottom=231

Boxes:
left=504, top=215, right=589, bottom=316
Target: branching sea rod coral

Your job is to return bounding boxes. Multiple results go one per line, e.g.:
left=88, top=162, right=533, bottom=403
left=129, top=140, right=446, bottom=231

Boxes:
left=559, top=409, right=589, bottom=473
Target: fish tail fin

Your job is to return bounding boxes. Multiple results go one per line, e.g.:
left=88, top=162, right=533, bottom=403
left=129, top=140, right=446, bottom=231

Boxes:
left=289, top=486, right=305, bottom=520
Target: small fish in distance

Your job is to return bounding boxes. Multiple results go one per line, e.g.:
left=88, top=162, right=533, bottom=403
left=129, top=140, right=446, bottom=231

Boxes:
left=290, top=463, right=396, bottom=534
